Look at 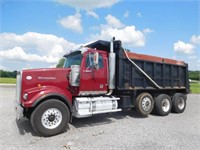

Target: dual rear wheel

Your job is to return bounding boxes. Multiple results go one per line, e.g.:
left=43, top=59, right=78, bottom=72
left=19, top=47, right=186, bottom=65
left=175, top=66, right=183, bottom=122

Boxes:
left=135, top=92, right=154, bottom=116
left=155, top=94, right=172, bottom=116
left=172, top=93, right=186, bottom=113
left=135, top=92, right=186, bottom=116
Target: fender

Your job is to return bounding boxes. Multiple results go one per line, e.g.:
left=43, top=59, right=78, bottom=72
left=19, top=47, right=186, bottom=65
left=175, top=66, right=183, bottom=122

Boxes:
left=23, top=86, right=73, bottom=110
left=31, top=92, right=72, bottom=109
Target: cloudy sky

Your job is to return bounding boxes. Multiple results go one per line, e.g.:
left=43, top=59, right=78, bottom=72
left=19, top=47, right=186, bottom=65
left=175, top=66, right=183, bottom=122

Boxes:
left=0, top=0, right=199, bottom=71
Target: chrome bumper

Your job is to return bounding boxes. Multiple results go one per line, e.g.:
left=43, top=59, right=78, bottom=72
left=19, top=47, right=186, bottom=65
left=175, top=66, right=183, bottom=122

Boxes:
left=15, top=101, right=24, bottom=121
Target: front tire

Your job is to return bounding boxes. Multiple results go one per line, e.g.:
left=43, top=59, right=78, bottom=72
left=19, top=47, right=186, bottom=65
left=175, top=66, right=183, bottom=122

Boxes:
left=135, top=92, right=154, bottom=116
left=155, top=94, right=172, bottom=116
left=31, top=100, right=70, bottom=137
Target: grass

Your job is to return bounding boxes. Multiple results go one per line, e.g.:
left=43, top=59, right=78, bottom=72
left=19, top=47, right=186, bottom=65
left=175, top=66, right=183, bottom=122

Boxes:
left=0, top=78, right=16, bottom=84
left=190, top=82, right=200, bottom=94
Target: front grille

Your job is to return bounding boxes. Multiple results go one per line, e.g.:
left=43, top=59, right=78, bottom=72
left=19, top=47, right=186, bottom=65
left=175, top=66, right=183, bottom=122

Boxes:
left=16, top=71, right=22, bottom=104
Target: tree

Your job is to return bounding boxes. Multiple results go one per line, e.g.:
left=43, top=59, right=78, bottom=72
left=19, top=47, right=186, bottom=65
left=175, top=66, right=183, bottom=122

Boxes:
left=56, top=58, right=65, bottom=68
left=189, top=71, right=200, bottom=80
left=0, top=70, right=17, bottom=78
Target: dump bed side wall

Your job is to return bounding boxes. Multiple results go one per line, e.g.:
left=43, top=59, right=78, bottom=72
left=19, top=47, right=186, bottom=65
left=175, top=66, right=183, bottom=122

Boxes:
left=116, top=50, right=189, bottom=92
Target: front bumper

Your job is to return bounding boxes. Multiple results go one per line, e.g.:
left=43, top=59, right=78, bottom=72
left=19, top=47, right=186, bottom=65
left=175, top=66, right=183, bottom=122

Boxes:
left=15, top=101, right=24, bottom=120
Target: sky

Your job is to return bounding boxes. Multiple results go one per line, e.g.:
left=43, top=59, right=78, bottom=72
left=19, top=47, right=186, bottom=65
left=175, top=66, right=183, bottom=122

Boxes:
left=0, top=0, right=200, bottom=71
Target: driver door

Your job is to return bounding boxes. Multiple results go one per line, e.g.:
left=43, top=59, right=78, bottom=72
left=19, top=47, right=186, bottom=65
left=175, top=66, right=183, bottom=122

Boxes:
left=79, top=52, right=108, bottom=95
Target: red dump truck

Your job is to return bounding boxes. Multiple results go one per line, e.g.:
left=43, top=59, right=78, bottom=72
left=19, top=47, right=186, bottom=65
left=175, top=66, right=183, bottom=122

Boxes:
left=15, top=38, right=189, bottom=136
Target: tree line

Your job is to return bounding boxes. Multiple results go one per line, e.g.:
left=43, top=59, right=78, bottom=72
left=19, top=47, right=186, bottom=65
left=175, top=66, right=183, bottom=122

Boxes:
left=189, top=71, right=200, bottom=80
left=0, top=70, right=17, bottom=78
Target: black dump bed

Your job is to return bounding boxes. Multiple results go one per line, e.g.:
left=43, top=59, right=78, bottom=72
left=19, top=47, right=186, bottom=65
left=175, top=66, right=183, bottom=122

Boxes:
left=86, top=40, right=190, bottom=93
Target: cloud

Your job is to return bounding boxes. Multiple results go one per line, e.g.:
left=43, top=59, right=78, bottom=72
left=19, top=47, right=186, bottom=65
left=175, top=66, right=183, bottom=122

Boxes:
left=173, top=35, right=200, bottom=55
left=173, top=41, right=195, bottom=54
left=91, top=26, right=145, bottom=47
left=58, top=12, right=82, bottom=33
left=105, top=15, right=124, bottom=28
left=86, top=10, right=99, bottom=19
left=0, top=64, right=7, bottom=70
left=173, top=35, right=200, bottom=70
left=50, top=64, right=57, bottom=68
left=188, top=59, right=200, bottom=70
left=143, top=28, right=154, bottom=33
left=190, top=35, right=200, bottom=45
left=1, top=47, right=58, bottom=63
left=56, top=0, right=119, bottom=19
left=0, top=32, right=79, bottom=64
left=56, top=0, right=119, bottom=10
left=124, top=11, right=129, bottom=18
left=89, top=15, right=146, bottom=47
left=137, top=12, right=142, bottom=18
left=188, top=55, right=197, bottom=60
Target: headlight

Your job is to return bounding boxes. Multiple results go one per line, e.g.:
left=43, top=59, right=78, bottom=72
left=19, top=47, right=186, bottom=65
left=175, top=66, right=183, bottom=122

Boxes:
left=23, top=93, right=28, bottom=100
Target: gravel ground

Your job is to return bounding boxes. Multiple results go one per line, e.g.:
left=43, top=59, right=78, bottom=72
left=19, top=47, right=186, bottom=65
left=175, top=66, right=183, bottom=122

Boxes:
left=0, top=86, right=200, bottom=150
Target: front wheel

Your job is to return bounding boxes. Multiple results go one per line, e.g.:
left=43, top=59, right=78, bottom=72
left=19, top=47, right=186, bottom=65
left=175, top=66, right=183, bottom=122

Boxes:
left=31, top=100, right=70, bottom=137
left=135, top=92, right=154, bottom=116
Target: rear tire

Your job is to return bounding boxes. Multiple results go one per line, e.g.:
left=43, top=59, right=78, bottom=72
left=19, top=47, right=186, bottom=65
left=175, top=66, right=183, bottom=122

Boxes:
left=172, top=93, right=186, bottom=113
left=31, top=100, right=70, bottom=137
left=135, top=92, right=154, bottom=116
left=155, top=94, right=172, bottom=116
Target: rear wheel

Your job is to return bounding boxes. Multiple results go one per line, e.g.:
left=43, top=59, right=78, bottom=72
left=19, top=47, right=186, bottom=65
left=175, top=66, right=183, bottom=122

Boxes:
left=31, top=100, right=70, bottom=137
left=172, top=93, right=186, bottom=113
left=155, top=94, right=172, bottom=116
left=135, top=92, right=154, bottom=116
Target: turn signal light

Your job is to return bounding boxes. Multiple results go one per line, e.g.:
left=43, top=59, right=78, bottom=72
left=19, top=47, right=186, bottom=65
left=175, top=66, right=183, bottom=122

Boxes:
left=38, top=84, right=42, bottom=88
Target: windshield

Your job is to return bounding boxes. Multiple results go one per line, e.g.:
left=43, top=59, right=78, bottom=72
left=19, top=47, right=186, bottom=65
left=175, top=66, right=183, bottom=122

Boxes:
left=63, top=52, right=82, bottom=68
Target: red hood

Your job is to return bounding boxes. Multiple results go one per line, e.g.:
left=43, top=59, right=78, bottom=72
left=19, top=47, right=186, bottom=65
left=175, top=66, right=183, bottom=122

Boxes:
left=20, top=68, right=75, bottom=107
left=21, top=68, right=71, bottom=90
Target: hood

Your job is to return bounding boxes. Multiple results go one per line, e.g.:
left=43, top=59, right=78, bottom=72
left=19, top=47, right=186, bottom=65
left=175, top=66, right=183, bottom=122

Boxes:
left=21, top=68, right=71, bottom=90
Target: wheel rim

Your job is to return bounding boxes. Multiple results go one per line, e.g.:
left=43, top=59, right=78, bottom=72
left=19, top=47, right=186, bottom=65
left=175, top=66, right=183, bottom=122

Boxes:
left=141, top=97, right=152, bottom=112
left=161, top=99, right=170, bottom=112
left=41, top=108, right=62, bottom=129
left=177, top=97, right=185, bottom=110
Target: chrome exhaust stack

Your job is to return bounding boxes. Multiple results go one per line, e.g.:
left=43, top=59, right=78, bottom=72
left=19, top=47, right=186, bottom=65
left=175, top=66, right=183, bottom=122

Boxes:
left=108, top=37, right=116, bottom=90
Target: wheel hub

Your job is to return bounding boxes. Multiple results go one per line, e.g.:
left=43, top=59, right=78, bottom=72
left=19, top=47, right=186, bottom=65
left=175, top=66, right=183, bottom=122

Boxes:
left=48, top=115, right=56, bottom=122
left=41, top=108, right=62, bottom=129
left=177, top=97, right=185, bottom=109
left=162, top=99, right=170, bottom=112
left=142, top=97, right=152, bottom=112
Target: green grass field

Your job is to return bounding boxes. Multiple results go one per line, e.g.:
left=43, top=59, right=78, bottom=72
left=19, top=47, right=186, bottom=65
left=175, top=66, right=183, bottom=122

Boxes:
left=0, top=78, right=16, bottom=84
left=0, top=77, right=199, bottom=94
left=190, top=82, right=200, bottom=94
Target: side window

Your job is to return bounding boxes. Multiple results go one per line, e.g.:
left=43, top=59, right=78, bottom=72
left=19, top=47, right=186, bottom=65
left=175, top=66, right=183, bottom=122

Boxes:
left=98, top=55, right=103, bottom=68
left=86, top=53, right=103, bottom=69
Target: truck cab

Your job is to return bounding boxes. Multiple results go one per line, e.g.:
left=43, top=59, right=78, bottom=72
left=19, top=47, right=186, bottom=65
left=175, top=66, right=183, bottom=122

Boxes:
left=64, top=48, right=108, bottom=95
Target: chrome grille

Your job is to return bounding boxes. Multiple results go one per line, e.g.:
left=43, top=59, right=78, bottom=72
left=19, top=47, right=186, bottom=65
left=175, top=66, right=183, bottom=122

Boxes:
left=16, top=71, right=22, bottom=104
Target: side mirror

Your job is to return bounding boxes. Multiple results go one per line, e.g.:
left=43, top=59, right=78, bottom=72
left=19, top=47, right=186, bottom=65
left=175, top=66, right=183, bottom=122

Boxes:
left=93, top=52, right=99, bottom=66
left=93, top=52, right=99, bottom=69
left=87, top=52, right=99, bottom=70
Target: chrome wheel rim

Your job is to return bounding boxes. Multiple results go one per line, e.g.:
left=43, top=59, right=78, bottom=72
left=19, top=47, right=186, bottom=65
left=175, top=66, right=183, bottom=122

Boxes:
left=177, top=97, right=185, bottom=110
left=142, top=97, right=152, bottom=112
left=162, top=99, right=170, bottom=112
left=41, top=108, right=62, bottom=129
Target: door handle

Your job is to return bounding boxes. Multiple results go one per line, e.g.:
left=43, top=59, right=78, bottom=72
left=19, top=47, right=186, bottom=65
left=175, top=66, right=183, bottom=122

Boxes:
left=83, top=70, right=92, bottom=73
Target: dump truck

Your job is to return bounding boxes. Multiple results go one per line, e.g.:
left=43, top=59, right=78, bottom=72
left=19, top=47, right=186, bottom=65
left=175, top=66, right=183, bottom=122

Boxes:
left=15, top=38, right=189, bottom=136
